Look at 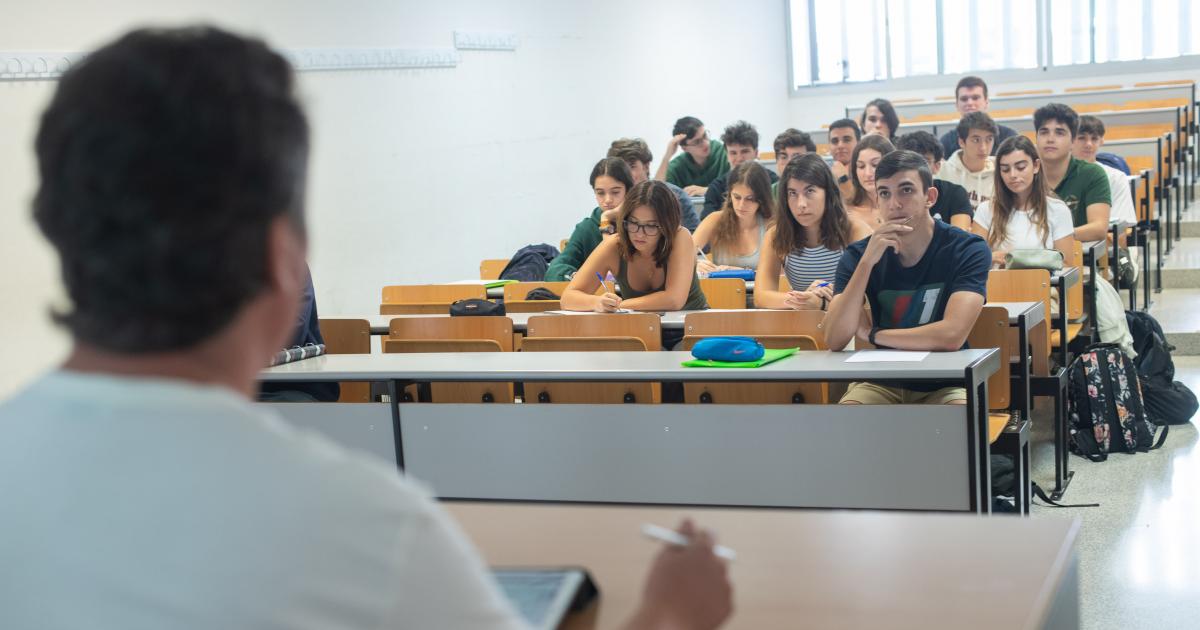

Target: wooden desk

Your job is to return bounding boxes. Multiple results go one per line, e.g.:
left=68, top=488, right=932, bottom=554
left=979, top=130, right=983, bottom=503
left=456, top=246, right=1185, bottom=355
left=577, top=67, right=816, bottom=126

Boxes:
left=448, top=502, right=1081, bottom=630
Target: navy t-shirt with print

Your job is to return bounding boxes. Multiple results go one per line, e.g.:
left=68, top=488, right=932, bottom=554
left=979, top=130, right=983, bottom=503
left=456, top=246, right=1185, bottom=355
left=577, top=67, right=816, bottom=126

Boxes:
left=835, top=220, right=991, bottom=390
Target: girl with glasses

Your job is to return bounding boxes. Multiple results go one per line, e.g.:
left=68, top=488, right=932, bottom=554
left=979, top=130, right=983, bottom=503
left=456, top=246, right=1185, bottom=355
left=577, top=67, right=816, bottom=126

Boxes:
left=562, top=180, right=708, bottom=313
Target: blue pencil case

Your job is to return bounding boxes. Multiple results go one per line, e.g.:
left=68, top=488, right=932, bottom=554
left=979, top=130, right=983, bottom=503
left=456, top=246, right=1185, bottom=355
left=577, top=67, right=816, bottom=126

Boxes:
left=706, top=269, right=756, bottom=280
left=690, top=336, right=765, bottom=362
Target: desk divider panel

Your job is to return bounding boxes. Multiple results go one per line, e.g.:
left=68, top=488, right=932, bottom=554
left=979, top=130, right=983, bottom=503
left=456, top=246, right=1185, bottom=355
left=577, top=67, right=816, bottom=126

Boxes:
left=264, top=403, right=397, bottom=466
left=400, top=403, right=971, bottom=511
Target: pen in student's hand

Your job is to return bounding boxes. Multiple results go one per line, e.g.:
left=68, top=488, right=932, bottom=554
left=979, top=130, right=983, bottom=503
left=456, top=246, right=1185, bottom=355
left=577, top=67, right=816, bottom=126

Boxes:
left=595, top=271, right=611, bottom=294
left=816, top=282, right=830, bottom=288
left=641, top=523, right=737, bottom=561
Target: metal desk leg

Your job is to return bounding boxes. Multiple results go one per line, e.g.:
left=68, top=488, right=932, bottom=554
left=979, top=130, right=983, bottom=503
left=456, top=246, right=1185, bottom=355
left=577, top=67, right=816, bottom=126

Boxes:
left=965, top=366, right=991, bottom=514
left=1018, top=314, right=1031, bottom=421
left=387, top=379, right=406, bottom=471
left=1056, top=282, right=1069, bottom=370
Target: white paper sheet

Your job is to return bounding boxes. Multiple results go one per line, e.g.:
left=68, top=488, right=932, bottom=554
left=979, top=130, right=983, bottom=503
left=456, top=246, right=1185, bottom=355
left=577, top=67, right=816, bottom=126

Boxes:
left=844, top=350, right=930, bottom=363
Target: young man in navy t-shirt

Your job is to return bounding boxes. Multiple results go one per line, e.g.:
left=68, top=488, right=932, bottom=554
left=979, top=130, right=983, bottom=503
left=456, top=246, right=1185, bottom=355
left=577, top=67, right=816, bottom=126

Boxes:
left=824, top=150, right=991, bottom=404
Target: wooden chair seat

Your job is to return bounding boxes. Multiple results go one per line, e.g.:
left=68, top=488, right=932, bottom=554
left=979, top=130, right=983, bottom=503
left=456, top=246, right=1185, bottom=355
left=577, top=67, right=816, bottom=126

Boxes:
left=480, top=259, right=510, bottom=279
left=988, top=413, right=1010, bottom=445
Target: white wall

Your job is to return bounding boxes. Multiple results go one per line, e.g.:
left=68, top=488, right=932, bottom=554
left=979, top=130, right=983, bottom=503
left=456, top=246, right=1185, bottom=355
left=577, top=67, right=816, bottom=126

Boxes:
left=0, top=0, right=791, bottom=396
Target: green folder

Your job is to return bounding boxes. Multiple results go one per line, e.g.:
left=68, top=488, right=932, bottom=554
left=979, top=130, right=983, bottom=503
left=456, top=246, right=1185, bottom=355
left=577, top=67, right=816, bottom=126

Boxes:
left=483, top=279, right=518, bottom=289
left=680, top=347, right=800, bottom=368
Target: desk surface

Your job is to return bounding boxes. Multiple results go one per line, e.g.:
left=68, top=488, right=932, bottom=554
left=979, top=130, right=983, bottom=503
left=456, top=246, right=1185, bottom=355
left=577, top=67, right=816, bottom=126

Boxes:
left=447, top=501, right=1080, bottom=630
left=260, top=348, right=998, bottom=383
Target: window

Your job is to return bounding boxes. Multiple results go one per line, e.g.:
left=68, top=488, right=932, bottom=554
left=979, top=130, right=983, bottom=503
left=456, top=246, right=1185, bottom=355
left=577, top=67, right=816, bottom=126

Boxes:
left=791, top=0, right=1199, bottom=89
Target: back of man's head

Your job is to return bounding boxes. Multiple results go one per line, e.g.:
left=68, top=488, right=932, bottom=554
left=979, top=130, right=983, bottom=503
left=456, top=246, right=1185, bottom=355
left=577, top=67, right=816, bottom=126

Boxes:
left=874, top=150, right=934, bottom=191
left=828, top=118, right=861, bottom=140
left=608, top=138, right=653, bottom=166
left=956, top=111, right=997, bottom=141
left=672, top=116, right=704, bottom=139
left=895, top=131, right=943, bottom=163
left=34, top=26, right=309, bottom=353
left=1033, top=103, right=1080, bottom=138
left=774, top=128, right=816, bottom=154
left=721, top=121, right=759, bottom=150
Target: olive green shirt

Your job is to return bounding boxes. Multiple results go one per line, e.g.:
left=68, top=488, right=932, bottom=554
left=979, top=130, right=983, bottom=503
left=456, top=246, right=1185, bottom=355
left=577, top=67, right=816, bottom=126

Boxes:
left=665, top=140, right=729, bottom=189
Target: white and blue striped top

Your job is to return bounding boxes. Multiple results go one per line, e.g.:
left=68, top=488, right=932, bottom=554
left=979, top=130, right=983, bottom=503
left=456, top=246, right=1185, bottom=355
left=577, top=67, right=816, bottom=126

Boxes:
left=783, top=245, right=843, bottom=291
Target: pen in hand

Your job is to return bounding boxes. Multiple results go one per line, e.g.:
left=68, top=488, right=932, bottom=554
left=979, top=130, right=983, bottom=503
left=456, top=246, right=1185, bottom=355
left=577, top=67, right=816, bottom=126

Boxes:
left=641, top=523, right=737, bottom=561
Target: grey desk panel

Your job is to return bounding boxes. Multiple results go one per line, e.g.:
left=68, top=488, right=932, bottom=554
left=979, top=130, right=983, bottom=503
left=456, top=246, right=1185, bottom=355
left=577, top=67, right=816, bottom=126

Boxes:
left=261, top=348, right=998, bottom=383
left=1050, top=266, right=1081, bottom=290
left=403, top=403, right=971, bottom=510
left=263, top=402, right=396, bottom=465
left=991, top=301, right=1044, bottom=329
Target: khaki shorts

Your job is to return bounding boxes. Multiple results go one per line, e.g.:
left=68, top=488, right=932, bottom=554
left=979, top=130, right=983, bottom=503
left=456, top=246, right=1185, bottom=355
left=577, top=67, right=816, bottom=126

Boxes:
left=839, top=381, right=967, bottom=405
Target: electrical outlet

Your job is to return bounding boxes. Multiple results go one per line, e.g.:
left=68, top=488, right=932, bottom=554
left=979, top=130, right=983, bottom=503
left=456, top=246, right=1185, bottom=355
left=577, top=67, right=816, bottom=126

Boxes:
left=454, top=31, right=518, bottom=51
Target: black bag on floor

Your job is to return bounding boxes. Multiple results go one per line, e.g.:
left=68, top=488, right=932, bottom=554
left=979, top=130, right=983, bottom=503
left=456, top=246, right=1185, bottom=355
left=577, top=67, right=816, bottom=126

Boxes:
left=1068, top=343, right=1167, bottom=461
left=1125, top=310, right=1198, bottom=425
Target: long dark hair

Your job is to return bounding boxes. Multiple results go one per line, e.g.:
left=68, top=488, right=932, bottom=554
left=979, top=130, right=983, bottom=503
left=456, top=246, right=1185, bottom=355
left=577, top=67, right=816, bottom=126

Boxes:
left=618, top=180, right=681, bottom=268
left=711, top=161, right=774, bottom=259
left=772, top=154, right=852, bottom=257
left=988, top=135, right=1052, bottom=250
left=849, top=134, right=895, bottom=207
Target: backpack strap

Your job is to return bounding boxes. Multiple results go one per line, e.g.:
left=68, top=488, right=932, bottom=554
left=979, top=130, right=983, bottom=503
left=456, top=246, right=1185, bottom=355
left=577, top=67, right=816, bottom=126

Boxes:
left=1149, top=424, right=1169, bottom=450
left=1031, top=482, right=1100, bottom=508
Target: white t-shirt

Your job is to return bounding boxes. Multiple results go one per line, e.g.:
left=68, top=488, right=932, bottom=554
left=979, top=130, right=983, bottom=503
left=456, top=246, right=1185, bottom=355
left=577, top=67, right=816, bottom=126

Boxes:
left=973, top=196, right=1075, bottom=250
left=1099, top=162, right=1138, bottom=224
left=0, top=371, right=529, bottom=630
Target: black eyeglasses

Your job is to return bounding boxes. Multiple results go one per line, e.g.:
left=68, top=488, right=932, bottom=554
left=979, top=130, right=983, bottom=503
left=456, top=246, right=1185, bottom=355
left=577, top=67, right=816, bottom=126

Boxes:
left=623, top=220, right=661, bottom=236
left=682, top=131, right=709, bottom=148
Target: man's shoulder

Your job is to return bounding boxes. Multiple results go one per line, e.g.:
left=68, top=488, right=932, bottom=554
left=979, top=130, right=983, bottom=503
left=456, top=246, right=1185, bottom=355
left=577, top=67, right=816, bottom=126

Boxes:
left=844, top=235, right=870, bottom=257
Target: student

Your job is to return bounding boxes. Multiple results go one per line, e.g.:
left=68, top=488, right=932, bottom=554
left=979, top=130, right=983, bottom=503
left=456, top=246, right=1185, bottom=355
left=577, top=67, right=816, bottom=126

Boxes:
left=1072, top=115, right=1138, bottom=229
left=755, top=154, right=874, bottom=310
left=656, top=115, right=729, bottom=196
left=895, top=131, right=974, bottom=229
left=258, top=265, right=339, bottom=402
left=939, top=76, right=1018, bottom=160
left=607, top=137, right=700, bottom=230
left=859, top=98, right=899, bottom=140
left=693, top=161, right=775, bottom=275
left=1034, top=103, right=1112, bottom=241
left=828, top=118, right=861, bottom=200
left=702, top=121, right=779, bottom=221
left=846, top=134, right=896, bottom=229
left=0, top=27, right=733, bottom=629
left=545, top=158, right=634, bottom=281
left=774, top=128, right=816, bottom=175
left=562, top=180, right=709, bottom=312
left=825, top=150, right=990, bottom=404
left=972, top=136, right=1077, bottom=269
left=935, top=111, right=996, bottom=211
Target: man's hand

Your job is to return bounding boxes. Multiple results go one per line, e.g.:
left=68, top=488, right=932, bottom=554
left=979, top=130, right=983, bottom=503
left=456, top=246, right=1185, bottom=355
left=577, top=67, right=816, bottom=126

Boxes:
left=990, top=249, right=1007, bottom=268
left=625, top=519, right=733, bottom=630
left=861, top=220, right=913, bottom=267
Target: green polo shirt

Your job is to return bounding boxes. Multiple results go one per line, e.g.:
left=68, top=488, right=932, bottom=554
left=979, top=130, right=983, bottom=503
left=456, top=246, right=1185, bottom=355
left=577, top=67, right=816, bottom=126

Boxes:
left=545, top=208, right=603, bottom=281
left=665, top=140, right=729, bottom=188
left=1054, top=156, right=1111, bottom=227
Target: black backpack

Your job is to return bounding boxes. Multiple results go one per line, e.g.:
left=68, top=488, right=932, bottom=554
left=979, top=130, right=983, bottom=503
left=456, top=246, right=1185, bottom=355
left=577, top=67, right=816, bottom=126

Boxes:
left=1068, top=343, right=1167, bottom=462
left=500, top=244, right=560, bottom=282
left=1125, top=310, right=1199, bottom=425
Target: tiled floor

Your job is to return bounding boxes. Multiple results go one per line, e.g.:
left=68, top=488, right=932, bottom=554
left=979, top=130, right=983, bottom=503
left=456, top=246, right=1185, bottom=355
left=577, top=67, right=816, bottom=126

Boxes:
left=1027, top=357, right=1200, bottom=629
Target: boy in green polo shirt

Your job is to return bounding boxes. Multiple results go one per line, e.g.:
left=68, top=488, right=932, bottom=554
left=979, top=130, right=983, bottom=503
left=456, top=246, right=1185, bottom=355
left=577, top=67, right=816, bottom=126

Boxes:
left=654, top=116, right=729, bottom=197
left=1034, top=103, right=1111, bottom=241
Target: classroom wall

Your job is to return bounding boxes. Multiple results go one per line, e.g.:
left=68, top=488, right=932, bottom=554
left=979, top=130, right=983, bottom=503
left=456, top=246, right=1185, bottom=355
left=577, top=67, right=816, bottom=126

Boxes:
left=0, top=0, right=792, bottom=396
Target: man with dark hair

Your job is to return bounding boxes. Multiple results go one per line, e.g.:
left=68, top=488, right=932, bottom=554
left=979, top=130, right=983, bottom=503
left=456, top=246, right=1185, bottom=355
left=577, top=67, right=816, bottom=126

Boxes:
left=825, top=150, right=990, bottom=405
left=655, top=115, right=729, bottom=197
left=828, top=118, right=860, bottom=199
left=702, top=121, right=779, bottom=220
left=607, top=137, right=699, bottom=230
left=895, top=131, right=973, bottom=229
left=1, top=26, right=732, bottom=629
left=1035, top=103, right=1111, bottom=241
left=1071, top=115, right=1137, bottom=229
left=767, top=128, right=815, bottom=197
left=939, top=76, right=1018, bottom=159
left=935, top=111, right=996, bottom=211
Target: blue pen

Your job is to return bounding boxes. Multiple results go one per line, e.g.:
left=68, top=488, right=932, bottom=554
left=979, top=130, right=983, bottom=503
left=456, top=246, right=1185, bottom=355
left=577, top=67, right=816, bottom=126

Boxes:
left=816, top=282, right=830, bottom=288
left=596, top=272, right=611, bottom=294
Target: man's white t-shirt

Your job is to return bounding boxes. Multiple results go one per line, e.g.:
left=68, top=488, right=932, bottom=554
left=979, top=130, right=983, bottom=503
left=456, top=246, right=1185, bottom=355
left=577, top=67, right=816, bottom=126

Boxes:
left=1098, top=162, right=1138, bottom=225
left=973, top=196, right=1075, bottom=250
left=0, top=371, right=529, bottom=630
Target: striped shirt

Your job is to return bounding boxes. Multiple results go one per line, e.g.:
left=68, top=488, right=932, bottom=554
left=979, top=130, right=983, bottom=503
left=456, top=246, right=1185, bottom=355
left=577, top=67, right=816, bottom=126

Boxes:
left=783, top=245, right=843, bottom=291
